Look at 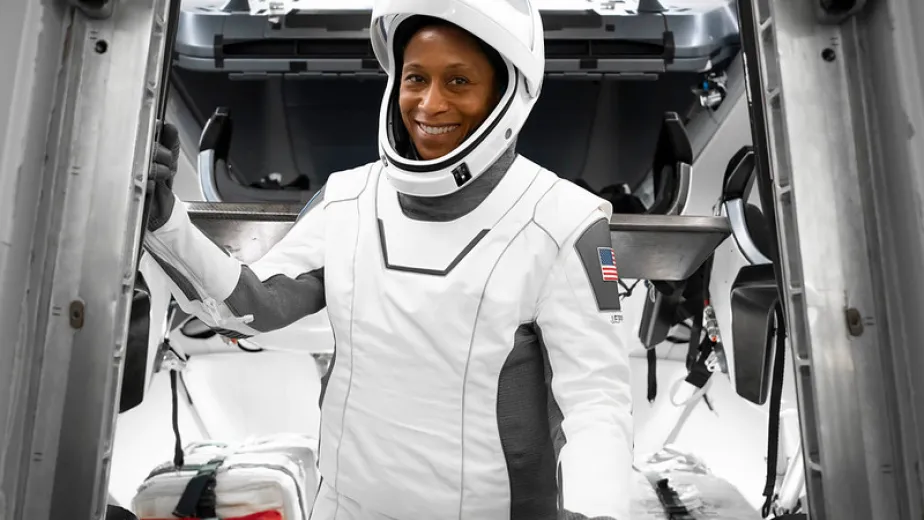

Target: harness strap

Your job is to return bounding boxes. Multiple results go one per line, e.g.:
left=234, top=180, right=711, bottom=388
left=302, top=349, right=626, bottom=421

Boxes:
left=761, top=303, right=788, bottom=517
left=173, top=456, right=226, bottom=518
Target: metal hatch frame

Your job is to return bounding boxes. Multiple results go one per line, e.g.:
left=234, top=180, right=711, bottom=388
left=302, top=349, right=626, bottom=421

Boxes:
left=738, top=0, right=924, bottom=518
left=0, top=0, right=175, bottom=518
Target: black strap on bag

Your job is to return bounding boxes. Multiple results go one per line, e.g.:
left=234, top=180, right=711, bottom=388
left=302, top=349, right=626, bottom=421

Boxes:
left=761, top=303, right=788, bottom=517
left=173, top=456, right=226, bottom=518
left=167, top=344, right=224, bottom=518
left=169, top=364, right=185, bottom=469
left=161, top=322, right=189, bottom=470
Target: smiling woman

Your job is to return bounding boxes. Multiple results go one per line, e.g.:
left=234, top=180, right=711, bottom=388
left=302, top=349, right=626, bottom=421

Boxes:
left=397, top=17, right=506, bottom=160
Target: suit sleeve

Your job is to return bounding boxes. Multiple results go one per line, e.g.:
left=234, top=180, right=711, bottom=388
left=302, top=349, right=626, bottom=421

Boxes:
left=141, top=188, right=328, bottom=338
left=535, top=211, right=633, bottom=520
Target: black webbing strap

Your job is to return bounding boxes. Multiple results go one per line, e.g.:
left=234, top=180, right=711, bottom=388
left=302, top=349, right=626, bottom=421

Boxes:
left=173, top=456, right=226, bottom=518
left=684, top=336, right=715, bottom=390
left=687, top=256, right=715, bottom=373
left=685, top=309, right=704, bottom=373
left=761, top=303, right=787, bottom=517
left=169, top=368, right=184, bottom=469
left=646, top=254, right=715, bottom=403
left=647, top=348, right=658, bottom=402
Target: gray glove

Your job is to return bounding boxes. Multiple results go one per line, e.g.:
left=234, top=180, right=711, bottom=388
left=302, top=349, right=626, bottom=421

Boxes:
left=147, top=121, right=180, bottom=232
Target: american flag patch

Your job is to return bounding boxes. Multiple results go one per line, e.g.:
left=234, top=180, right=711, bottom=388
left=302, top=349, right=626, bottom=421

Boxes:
left=597, top=247, right=619, bottom=282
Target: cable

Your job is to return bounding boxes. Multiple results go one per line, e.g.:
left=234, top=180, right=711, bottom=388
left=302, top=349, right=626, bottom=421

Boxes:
left=618, top=279, right=641, bottom=299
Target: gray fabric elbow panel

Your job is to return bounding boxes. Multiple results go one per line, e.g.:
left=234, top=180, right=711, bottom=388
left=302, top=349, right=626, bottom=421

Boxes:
left=573, top=218, right=622, bottom=312
left=223, top=265, right=326, bottom=333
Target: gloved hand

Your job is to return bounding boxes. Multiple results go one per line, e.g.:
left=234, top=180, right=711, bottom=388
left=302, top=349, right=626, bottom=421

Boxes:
left=147, top=121, right=180, bottom=232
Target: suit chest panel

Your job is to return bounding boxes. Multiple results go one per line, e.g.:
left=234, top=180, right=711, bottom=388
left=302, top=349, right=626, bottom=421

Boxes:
left=321, top=166, right=558, bottom=368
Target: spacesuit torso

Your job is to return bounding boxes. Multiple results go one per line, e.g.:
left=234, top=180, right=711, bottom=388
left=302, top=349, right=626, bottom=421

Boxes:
left=311, top=155, right=598, bottom=519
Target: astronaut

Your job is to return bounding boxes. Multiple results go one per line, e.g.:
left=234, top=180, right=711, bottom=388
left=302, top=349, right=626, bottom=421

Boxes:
left=143, top=0, right=633, bottom=518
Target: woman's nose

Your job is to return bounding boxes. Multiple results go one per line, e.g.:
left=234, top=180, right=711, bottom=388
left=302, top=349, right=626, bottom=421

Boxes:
left=419, top=84, right=449, bottom=113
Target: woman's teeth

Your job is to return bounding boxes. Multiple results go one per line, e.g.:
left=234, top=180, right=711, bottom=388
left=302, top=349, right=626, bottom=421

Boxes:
left=418, top=123, right=459, bottom=136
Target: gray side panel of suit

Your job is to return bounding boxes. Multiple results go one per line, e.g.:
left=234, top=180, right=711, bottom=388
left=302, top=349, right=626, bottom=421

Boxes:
left=497, top=323, right=566, bottom=519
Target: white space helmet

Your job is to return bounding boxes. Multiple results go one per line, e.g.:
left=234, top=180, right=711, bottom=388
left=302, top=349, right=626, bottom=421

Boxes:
left=371, top=0, right=545, bottom=197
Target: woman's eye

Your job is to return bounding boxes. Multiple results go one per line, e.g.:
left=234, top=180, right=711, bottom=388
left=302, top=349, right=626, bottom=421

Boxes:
left=404, top=74, right=424, bottom=83
left=449, top=77, right=469, bottom=86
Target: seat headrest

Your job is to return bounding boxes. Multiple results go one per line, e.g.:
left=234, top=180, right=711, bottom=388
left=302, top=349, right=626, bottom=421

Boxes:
left=647, top=112, right=693, bottom=215
left=721, top=145, right=756, bottom=202
left=744, top=203, right=773, bottom=261
left=199, top=107, right=233, bottom=156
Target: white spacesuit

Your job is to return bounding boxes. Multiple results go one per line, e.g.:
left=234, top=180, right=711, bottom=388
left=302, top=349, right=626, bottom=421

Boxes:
left=142, top=0, right=633, bottom=519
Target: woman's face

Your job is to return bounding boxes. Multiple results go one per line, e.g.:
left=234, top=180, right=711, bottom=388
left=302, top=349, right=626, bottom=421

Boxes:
left=399, top=24, right=499, bottom=161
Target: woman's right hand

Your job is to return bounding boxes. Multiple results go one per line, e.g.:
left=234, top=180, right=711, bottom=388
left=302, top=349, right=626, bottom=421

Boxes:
left=147, top=121, right=180, bottom=232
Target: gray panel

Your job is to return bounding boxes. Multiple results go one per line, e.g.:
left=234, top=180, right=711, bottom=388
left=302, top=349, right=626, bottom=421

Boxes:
left=224, top=266, right=326, bottom=332
left=377, top=219, right=489, bottom=276
left=496, top=323, right=561, bottom=519
left=609, top=214, right=730, bottom=281
left=574, top=218, right=623, bottom=312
